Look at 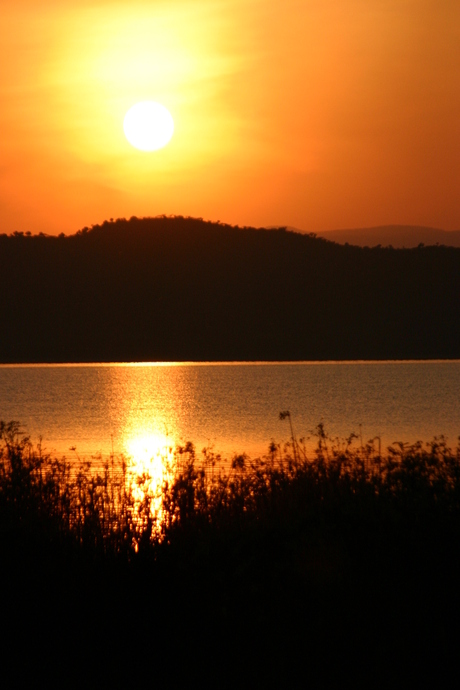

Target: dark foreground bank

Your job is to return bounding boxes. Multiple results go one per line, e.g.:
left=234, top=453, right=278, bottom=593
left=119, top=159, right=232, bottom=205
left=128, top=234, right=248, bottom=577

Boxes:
left=2, top=420, right=460, bottom=686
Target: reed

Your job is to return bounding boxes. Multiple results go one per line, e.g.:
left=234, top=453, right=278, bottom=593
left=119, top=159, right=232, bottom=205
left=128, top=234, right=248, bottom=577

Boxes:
left=2, top=418, right=460, bottom=684
left=2, top=418, right=460, bottom=561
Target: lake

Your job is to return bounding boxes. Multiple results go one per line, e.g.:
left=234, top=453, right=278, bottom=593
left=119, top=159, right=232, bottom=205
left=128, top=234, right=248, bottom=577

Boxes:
left=0, top=361, right=459, bottom=466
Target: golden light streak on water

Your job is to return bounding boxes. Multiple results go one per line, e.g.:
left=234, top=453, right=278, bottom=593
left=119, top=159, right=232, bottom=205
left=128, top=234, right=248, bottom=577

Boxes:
left=124, top=432, right=175, bottom=520
left=112, top=364, right=185, bottom=523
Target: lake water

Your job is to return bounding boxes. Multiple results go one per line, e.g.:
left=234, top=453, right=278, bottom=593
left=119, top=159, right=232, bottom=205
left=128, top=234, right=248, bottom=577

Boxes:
left=0, top=362, right=459, bottom=465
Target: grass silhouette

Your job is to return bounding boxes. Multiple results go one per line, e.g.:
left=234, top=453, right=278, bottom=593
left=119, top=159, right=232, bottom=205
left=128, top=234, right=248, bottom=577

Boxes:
left=2, top=418, right=460, bottom=685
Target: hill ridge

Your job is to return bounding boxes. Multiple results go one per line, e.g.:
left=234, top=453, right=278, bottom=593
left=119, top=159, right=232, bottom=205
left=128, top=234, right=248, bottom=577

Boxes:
left=1, top=215, right=459, bottom=362
left=314, top=224, right=460, bottom=248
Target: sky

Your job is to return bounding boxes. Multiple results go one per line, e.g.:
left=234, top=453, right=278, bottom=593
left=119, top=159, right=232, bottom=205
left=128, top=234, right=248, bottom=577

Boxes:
left=1, top=0, right=459, bottom=235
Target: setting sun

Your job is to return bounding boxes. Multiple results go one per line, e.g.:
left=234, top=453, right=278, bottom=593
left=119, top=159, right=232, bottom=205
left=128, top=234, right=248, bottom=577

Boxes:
left=1, top=0, right=460, bottom=680
left=123, top=101, right=175, bottom=152
left=3, top=1, right=460, bottom=234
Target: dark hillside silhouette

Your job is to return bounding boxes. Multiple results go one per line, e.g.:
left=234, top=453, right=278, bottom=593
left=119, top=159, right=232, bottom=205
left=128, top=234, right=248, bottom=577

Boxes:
left=1, top=216, right=459, bottom=362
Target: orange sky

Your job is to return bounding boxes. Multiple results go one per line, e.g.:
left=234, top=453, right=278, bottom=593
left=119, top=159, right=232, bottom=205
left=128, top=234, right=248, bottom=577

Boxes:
left=1, top=0, right=459, bottom=235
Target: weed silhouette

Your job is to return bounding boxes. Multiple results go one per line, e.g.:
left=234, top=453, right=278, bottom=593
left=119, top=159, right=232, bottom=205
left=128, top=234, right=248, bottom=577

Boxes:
left=2, top=419, right=460, bottom=685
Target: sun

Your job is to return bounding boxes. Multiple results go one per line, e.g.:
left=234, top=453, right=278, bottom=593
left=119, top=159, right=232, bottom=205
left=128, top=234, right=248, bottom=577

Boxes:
left=123, top=101, right=174, bottom=151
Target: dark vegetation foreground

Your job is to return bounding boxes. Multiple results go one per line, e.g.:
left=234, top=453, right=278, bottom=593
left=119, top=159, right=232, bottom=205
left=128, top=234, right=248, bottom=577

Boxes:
left=2, top=420, right=460, bottom=686
left=1, top=215, right=460, bottom=362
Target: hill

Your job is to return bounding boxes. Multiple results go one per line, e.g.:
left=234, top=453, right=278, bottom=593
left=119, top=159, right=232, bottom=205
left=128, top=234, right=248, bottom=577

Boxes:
left=1, top=216, right=459, bottom=362
left=316, top=224, right=460, bottom=248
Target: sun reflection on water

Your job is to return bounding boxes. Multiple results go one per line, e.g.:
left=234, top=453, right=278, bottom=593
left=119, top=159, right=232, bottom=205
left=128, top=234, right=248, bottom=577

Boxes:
left=104, top=364, right=188, bottom=519
left=124, top=432, right=175, bottom=518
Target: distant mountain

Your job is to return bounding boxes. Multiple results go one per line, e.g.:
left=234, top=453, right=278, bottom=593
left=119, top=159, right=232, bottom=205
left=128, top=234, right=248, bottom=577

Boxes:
left=315, top=225, right=460, bottom=248
left=1, top=216, right=459, bottom=362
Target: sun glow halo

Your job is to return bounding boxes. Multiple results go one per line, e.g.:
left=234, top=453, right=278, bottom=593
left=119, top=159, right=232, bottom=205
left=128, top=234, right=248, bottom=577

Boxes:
left=123, top=101, right=174, bottom=151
